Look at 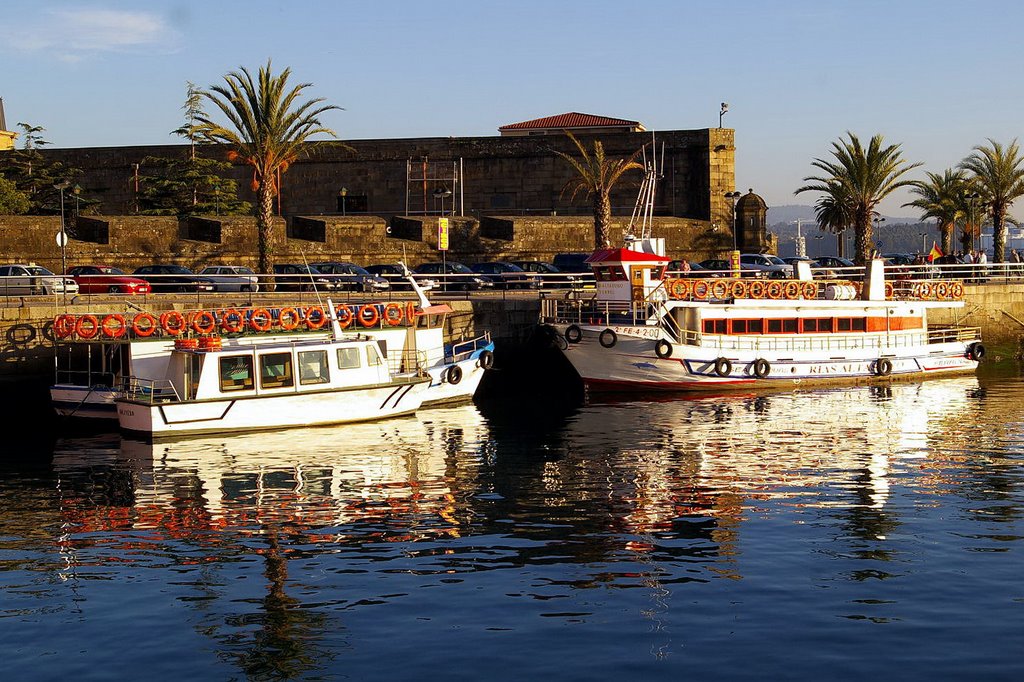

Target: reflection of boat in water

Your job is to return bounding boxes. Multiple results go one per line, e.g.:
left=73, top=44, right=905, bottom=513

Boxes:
left=52, top=404, right=489, bottom=537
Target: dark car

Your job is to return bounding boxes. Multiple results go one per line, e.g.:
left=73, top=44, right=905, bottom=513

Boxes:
left=698, top=259, right=763, bottom=277
left=551, top=252, right=593, bottom=274
left=469, top=261, right=541, bottom=289
left=814, top=256, right=856, bottom=270
left=413, top=262, right=494, bottom=291
left=310, top=261, right=390, bottom=293
left=365, top=263, right=439, bottom=291
left=667, top=260, right=712, bottom=278
left=509, top=260, right=584, bottom=288
left=133, top=264, right=216, bottom=293
left=272, top=264, right=338, bottom=292
left=68, top=265, right=151, bottom=295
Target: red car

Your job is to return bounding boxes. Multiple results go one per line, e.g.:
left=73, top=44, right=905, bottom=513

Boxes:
left=68, top=265, right=152, bottom=295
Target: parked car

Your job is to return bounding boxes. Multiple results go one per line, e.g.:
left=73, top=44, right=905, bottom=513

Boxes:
left=698, top=259, right=763, bottom=277
left=364, top=263, right=439, bottom=291
left=551, top=252, right=593, bottom=274
left=413, top=262, right=494, bottom=291
left=197, top=265, right=260, bottom=292
left=272, top=264, right=338, bottom=292
left=470, top=261, right=541, bottom=289
left=68, top=265, right=150, bottom=295
left=740, top=253, right=794, bottom=278
left=509, top=260, right=585, bottom=288
left=310, top=261, right=390, bottom=293
left=133, top=264, right=216, bottom=293
left=0, top=263, right=79, bottom=295
left=813, top=256, right=856, bottom=270
left=667, top=260, right=713, bottom=277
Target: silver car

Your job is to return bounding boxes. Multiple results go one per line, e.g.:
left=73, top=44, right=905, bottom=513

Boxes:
left=0, top=263, right=79, bottom=295
left=198, top=265, right=261, bottom=292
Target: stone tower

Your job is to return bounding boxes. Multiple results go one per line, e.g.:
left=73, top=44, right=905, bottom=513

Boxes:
left=0, top=98, right=16, bottom=151
left=735, top=189, right=769, bottom=253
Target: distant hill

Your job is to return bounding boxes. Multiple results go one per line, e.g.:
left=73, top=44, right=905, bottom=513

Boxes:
left=767, top=204, right=919, bottom=226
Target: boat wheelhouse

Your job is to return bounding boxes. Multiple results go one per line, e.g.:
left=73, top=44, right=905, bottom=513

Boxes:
left=541, top=245, right=983, bottom=392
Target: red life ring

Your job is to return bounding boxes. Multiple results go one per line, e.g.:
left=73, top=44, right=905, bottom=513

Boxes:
left=101, top=314, right=127, bottom=339
left=730, top=280, right=747, bottom=299
left=54, top=314, right=76, bottom=339
left=75, top=314, right=100, bottom=339
left=710, top=279, right=730, bottom=300
left=766, top=281, right=784, bottom=299
left=692, top=280, right=710, bottom=300
left=249, top=308, right=273, bottom=332
left=405, top=301, right=418, bottom=325
left=305, top=306, right=327, bottom=330
left=160, top=311, right=187, bottom=336
left=383, top=302, right=404, bottom=326
left=220, top=308, right=245, bottom=333
left=748, top=280, right=766, bottom=298
left=132, top=312, right=158, bottom=337
left=191, top=310, right=217, bottom=335
left=671, top=279, right=690, bottom=299
left=335, top=304, right=353, bottom=329
left=358, top=304, right=380, bottom=328
left=278, top=307, right=300, bottom=331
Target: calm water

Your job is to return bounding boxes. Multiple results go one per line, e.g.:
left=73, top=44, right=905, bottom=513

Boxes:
left=2, top=375, right=1023, bottom=680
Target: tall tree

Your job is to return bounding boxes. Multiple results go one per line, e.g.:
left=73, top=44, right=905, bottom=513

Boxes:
left=0, top=122, right=80, bottom=214
left=0, top=175, right=30, bottom=214
left=196, top=61, right=341, bottom=273
left=137, top=82, right=250, bottom=217
left=958, top=139, right=1024, bottom=262
left=796, top=132, right=920, bottom=264
left=811, top=181, right=853, bottom=258
left=903, top=169, right=966, bottom=255
left=553, top=133, right=644, bottom=249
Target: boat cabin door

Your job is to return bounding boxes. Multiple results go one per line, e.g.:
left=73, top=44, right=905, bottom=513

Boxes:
left=630, top=266, right=645, bottom=302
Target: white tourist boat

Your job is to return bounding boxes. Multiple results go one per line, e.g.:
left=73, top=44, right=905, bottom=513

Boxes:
left=114, top=306, right=430, bottom=439
left=50, top=265, right=494, bottom=420
left=541, top=245, right=983, bottom=392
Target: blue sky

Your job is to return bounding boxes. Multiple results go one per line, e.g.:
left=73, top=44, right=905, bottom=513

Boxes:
left=3, top=0, right=1023, bottom=218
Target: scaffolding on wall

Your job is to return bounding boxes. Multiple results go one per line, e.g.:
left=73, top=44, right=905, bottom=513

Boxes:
left=405, top=158, right=464, bottom=216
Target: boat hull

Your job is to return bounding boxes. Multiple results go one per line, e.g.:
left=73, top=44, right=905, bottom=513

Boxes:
left=550, top=323, right=979, bottom=392
left=117, top=378, right=429, bottom=439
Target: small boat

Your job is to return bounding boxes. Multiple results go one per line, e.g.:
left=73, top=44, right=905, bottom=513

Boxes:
left=540, top=246, right=983, bottom=392
left=115, top=304, right=430, bottom=439
left=50, top=265, right=494, bottom=420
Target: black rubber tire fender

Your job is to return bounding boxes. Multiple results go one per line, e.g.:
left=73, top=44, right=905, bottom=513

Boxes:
left=599, top=329, right=617, bottom=348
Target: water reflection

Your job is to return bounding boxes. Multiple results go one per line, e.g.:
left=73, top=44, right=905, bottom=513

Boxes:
left=7, top=377, right=1023, bottom=678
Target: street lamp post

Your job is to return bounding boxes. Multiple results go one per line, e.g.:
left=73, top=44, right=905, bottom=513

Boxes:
left=965, top=192, right=981, bottom=254
left=433, top=187, right=452, bottom=216
left=73, top=184, right=81, bottom=217
left=725, top=190, right=741, bottom=275
left=54, top=181, right=71, bottom=303
left=339, top=187, right=347, bottom=216
left=719, top=102, right=729, bottom=128
left=919, top=231, right=927, bottom=255
left=792, top=219, right=806, bottom=257
left=872, top=217, right=886, bottom=257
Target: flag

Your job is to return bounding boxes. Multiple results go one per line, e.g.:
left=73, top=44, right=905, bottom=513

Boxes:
left=928, top=243, right=944, bottom=262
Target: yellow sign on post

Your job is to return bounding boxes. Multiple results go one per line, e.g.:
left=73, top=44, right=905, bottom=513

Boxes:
left=438, top=218, right=449, bottom=251
left=730, top=249, right=741, bottom=276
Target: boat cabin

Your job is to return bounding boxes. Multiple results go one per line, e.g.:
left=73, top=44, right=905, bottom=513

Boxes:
left=586, top=247, right=671, bottom=304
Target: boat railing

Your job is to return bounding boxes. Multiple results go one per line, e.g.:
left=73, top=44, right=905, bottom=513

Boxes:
left=447, top=332, right=492, bottom=363
left=389, top=349, right=430, bottom=376
left=928, top=326, right=982, bottom=344
left=54, top=368, right=117, bottom=388
left=695, top=327, right=980, bottom=353
left=121, top=376, right=181, bottom=404
left=541, top=298, right=652, bottom=326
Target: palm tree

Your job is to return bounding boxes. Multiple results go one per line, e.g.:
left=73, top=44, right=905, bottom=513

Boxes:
left=553, top=133, right=644, bottom=249
left=811, top=181, right=853, bottom=257
left=197, top=60, right=340, bottom=273
left=903, top=169, right=966, bottom=255
left=958, top=139, right=1024, bottom=263
left=796, top=132, right=921, bottom=264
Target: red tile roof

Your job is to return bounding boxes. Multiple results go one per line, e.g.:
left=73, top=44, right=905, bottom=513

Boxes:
left=499, top=112, right=642, bottom=131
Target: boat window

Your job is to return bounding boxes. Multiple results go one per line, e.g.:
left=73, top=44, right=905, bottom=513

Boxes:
left=259, top=352, right=294, bottom=388
left=652, top=265, right=666, bottom=280
left=702, top=319, right=727, bottom=334
left=298, top=350, right=330, bottom=385
left=837, top=317, right=867, bottom=332
left=731, top=319, right=764, bottom=334
left=337, top=346, right=361, bottom=369
left=219, top=354, right=254, bottom=392
left=366, top=344, right=383, bottom=366
left=803, top=318, right=834, bottom=333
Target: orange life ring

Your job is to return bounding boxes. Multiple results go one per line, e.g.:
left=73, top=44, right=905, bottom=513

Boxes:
left=748, top=280, right=766, bottom=299
left=305, top=306, right=327, bottom=330
left=692, top=280, right=710, bottom=300
left=916, top=282, right=933, bottom=299
left=783, top=281, right=801, bottom=300
left=191, top=310, right=217, bottom=335
left=75, top=314, right=100, bottom=339
left=884, top=282, right=894, bottom=299
left=709, top=279, right=729, bottom=300
left=729, top=279, right=746, bottom=299
left=249, top=308, right=273, bottom=332
left=671, top=279, right=690, bottom=299
left=54, top=314, right=76, bottom=340
left=358, top=304, right=380, bottom=328
left=934, top=281, right=950, bottom=300
left=405, top=301, right=419, bottom=326
left=160, top=310, right=187, bottom=336
left=766, top=281, right=784, bottom=299
left=950, top=282, right=964, bottom=299
left=383, top=302, right=404, bottom=326
left=278, top=307, right=301, bottom=331
left=335, top=304, right=353, bottom=329
left=802, top=282, right=817, bottom=300
left=220, top=308, right=246, bottom=333
left=101, top=314, right=127, bottom=339
left=132, top=312, right=158, bottom=337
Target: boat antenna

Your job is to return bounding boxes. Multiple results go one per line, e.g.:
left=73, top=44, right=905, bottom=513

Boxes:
left=625, top=132, right=660, bottom=242
left=299, top=251, right=327, bottom=310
